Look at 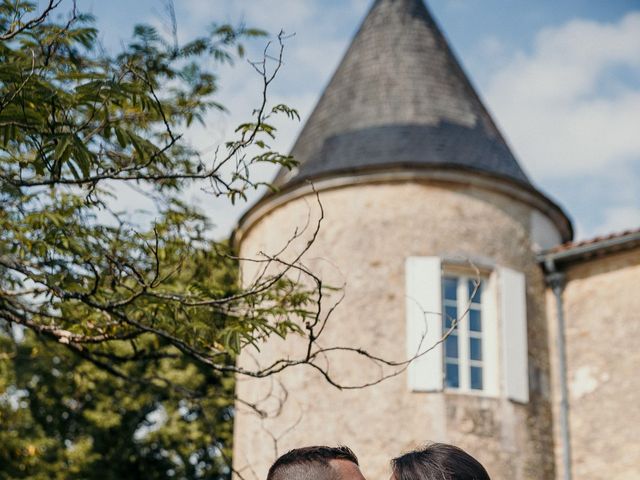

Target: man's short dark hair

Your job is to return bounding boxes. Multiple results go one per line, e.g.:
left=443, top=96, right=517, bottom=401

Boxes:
left=392, top=443, right=490, bottom=480
left=267, top=446, right=359, bottom=480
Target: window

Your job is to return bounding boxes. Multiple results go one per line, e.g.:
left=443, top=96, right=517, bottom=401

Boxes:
left=405, top=256, right=529, bottom=402
left=443, top=275, right=484, bottom=392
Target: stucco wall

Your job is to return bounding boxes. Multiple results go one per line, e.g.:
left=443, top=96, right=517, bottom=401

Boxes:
left=547, top=249, right=640, bottom=480
left=234, top=181, right=556, bottom=480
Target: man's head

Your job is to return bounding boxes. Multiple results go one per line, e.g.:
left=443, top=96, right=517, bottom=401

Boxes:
left=267, top=446, right=365, bottom=480
left=391, top=443, right=490, bottom=480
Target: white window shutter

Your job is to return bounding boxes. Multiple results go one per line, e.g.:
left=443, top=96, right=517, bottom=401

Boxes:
left=405, top=257, right=443, bottom=392
left=499, top=267, right=529, bottom=403
left=481, top=272, right=500, bottom=397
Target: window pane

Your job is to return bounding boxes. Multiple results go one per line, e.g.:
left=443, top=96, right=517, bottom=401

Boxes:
left=443, top=277, right=457, bottom=301
left=468, top=279, right=482, bottom=303
left=470, top=337, right=482, bottom=361
left=471, top=366, right=483, bottom=390
left=445, top=334, right=458, bottom=359
left=444, top=305, right=458, bottom=329
left=470, top=309, right=482, bottom=332
left=445, top=362, right=459, bottom=389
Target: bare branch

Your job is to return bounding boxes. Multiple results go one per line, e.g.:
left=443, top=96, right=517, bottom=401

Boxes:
left=0, top=0, right=62, bottom=41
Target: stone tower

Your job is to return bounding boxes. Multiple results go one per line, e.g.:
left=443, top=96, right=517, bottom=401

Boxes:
left=233, top=1, right=573, bottom=480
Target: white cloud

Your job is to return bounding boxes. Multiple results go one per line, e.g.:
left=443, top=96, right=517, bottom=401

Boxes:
left=479, top=35, right=506, bottom=60
left=486, top=12, right=640, bottom=178
left=594, top=206, right=640, bottom=236
left=181, top=0, right=317, bottom=33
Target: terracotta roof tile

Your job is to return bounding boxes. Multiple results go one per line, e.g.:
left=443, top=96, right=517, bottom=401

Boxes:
left=547, top=227, right=640, bottom=255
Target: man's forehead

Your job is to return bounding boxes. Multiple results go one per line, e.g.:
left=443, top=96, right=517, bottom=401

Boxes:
left=329, top=459, right=366, bottom=480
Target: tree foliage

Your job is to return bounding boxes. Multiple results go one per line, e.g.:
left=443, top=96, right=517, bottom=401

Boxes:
left=0, top=0, right=314, bottom=387
left=0, top=0, right=316, bottom=477
left=1, top=329, right=234, bottom=480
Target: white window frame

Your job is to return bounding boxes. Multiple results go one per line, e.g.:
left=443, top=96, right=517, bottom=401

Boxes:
left=442, top=273, right=486, bottom=394
left=405, top=257, right=524, bottom=401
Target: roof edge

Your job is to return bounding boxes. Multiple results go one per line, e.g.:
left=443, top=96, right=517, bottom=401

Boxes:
left=538, top=229, right=640, bottom=268
left=232, top=166, right=574, bottom=250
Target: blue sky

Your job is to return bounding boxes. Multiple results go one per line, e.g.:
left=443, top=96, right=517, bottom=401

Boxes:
left=81, top=0, right=640, bottom=240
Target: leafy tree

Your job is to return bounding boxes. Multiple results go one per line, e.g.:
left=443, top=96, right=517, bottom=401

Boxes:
left=0, top=328, right=235, bottom=480
left=0, top=0, right=314, bottom=391
left=0, top=0, right=319, bottom=477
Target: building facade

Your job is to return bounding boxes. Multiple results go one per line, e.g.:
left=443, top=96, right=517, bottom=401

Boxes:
left=232, top=1, right=640, bottom=479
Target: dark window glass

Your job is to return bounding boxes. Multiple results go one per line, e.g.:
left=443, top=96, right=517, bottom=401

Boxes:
left=470, top=337, right=482, bottom=361
left=445, top=334, right=458, bottom=359
left=468, top=279, right=482, bottom=303
left=444, top=277, right=457, bottom=301
left=470, top=309, right=482, bottom=332
left=471, top=366, right=483, bottom=390
left=445, top=362, right=459, bottom=389
left=444, top=305, right=458, bottom=329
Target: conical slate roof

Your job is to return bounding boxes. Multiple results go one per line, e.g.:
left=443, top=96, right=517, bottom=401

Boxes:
left=274, top=0, right=530, bottom=187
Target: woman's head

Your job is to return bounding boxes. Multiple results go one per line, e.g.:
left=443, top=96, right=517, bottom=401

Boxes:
left=391, top=443, right=490, bottom=480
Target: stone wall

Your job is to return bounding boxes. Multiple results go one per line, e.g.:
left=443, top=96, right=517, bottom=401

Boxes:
left=234, top=180, right=556, bottom=480
left=547, top=249, right=640, bottom=480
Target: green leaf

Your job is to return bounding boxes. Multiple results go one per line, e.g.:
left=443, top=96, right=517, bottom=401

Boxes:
left=114, top=128, right=129, bottom=149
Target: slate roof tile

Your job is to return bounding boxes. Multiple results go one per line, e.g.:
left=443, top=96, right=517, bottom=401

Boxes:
left=274, top=0, right=531, bottom=188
